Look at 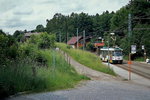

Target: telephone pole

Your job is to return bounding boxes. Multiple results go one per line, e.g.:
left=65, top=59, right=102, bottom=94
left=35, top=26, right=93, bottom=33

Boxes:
left=128, top=13, right=132, bottom=80
left=83, top=30, right=85, bottom=50
left=77, top=28, right=79, bottom=49
left=128, top=13, right=132, bottom=39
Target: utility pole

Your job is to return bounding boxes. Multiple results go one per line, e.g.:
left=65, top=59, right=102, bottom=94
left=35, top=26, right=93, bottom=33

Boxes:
left=128, top=13, right=132, bottom=80
left=83, top=30, right=85, bottom=50
left=128, top=13, right=132, bottom=38
left=107, top=34, right=110, bottom=67
left=77, top=28, right=79, bottom=49
left=65, top=17, right=68, bottom=44
left=67, top=32, right=68, bottom=44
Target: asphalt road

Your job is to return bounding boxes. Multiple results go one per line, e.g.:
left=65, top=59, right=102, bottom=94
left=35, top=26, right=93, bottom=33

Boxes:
left=7, top=80, right=150, bottom=100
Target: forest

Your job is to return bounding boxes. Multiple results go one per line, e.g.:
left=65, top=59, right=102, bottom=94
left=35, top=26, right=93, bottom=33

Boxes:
left=13, top=0, right=150, bottom=57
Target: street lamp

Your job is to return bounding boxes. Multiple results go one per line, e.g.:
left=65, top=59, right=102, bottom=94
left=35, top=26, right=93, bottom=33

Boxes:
left=107, top=40, right=110, bottom=67
left=110, top=33, right=116, bottom=47
left=107, top=32, right=115, bottom=67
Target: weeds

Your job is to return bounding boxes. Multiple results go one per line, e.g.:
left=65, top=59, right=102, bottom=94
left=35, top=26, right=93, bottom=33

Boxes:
left=0, top=50, right=88, bottom=98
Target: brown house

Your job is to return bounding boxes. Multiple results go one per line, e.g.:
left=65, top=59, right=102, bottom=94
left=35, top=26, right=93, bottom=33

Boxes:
left=67, top=36, right=82, bottom=48
left=67, top=36, right=92, bottom=48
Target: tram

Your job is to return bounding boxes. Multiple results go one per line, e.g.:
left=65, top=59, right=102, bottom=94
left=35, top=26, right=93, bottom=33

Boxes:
left=100, top=47, right=123, bottom=64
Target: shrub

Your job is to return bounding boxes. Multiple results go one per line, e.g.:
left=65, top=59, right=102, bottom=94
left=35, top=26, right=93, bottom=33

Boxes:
left=38, top=33, right=56, bottom=49
left=86, top=43, right=94, bottom=51
left=66, top=45, right=72, bottom=49
left=34, top=50, right=48, bottom=67
left=0, top=34, right=18, bottom=64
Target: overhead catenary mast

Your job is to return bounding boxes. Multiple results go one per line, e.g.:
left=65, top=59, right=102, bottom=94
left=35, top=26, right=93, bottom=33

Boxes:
left=77, top=28, right=79, bottom=49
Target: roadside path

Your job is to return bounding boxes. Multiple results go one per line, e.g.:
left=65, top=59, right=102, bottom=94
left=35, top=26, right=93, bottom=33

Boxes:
left=63, top=51, right=119, bottom=81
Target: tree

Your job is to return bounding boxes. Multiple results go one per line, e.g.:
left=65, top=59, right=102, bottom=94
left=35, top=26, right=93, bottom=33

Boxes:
left=0, top=29, right=6, bottom=35
left=0, top=34, right=18, bottom=64
left=13, top=30, right=24, bottom=42
left=109, top=0, right=150, bottom=57
left=28, top=32, right=56, bottom=49
left=36, top=24, right=45, bottom=32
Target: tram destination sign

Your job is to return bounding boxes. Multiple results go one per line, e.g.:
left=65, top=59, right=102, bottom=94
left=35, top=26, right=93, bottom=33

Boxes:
left=131, top=45, right=136, bottom=54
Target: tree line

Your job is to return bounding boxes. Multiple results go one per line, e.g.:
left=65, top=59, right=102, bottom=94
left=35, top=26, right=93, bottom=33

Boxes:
left=10, top=0, right=150, bottom=57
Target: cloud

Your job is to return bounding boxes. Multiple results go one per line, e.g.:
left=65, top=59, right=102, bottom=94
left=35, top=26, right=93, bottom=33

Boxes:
left=0, top=0, right=130, bottom=34
left=40, top=0, right=58, bottom=4
left=13, top=9, right=33, bottom=15
left=0, top=0, right=21, bottom=13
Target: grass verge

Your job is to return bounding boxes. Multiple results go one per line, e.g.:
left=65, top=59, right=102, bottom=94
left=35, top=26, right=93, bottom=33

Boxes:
left=56, top=43, right=115, bottom=75
left=0, top=50, right=88, bottom=98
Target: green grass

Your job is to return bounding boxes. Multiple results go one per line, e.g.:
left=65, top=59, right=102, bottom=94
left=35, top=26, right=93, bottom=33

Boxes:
left=56, top=43, right=115, bottom=75
left=123, top=55, right=146, bottom=62
left=0, top=50, right=88, bottom=98
left=123, top=55, right=128, bottom=60
left=133, top=57, right=145, bottom=62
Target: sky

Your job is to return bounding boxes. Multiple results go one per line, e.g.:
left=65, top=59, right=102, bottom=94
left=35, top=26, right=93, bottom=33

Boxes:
left=0, top=0, right=130, bottom=34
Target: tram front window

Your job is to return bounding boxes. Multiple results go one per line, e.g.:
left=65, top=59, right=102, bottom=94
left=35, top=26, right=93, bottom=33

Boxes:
left=113, top=51, right=122, bottom=56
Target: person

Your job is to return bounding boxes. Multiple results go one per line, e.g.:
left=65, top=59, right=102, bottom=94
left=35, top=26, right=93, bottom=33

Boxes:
left=146, top=58, right=149, bottom=64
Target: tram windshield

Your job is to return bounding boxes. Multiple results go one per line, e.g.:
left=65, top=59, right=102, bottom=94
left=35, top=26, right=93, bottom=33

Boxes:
left=113, top=51, right=122, bottom=56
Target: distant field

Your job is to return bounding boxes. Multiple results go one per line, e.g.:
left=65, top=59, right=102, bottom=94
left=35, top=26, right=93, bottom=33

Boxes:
left=56, top=43, right=115, bottom=75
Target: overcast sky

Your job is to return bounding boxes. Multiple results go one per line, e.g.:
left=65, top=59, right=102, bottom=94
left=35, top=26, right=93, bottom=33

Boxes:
left=0, top=0, right=130, bottom=34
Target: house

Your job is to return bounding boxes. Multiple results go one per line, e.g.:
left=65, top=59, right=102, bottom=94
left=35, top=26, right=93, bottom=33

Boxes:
left=24, top=32, right=42, bottom=40
left=93, top=38, right=105, bottom=53
left=93, top=37, right=104, bottom=48
left=67, top=36, right=83, bottom=48
left=94, top=42, right=105, bottom=48
left=67, top=36, right=92, bottom=48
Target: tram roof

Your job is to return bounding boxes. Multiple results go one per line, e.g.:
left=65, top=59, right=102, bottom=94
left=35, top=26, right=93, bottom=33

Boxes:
left=100, top=47, right=123, bottom=51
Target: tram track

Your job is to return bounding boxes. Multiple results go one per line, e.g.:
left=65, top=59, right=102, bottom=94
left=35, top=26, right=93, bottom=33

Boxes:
left=114, top=63, right=150, bottom=79
left=124, top=61, right=150, bottom=70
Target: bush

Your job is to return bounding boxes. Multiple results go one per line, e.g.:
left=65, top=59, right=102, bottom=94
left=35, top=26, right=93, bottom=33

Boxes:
left=66, top=45, right=72, bottom=49
left=86, top=43, right=94, bottom=51
left=28, top=32, right=56, bottom=49
left=38, top=33, right=56, bottom=49
left=0, top=34, right=18, bottom=64
left=34, top=50, right=48, bottom=67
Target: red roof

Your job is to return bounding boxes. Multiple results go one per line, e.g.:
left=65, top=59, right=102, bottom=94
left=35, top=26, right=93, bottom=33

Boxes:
left=94, top=43, right=104, bottom=47
left=67, top=36, right=82, bottom=45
